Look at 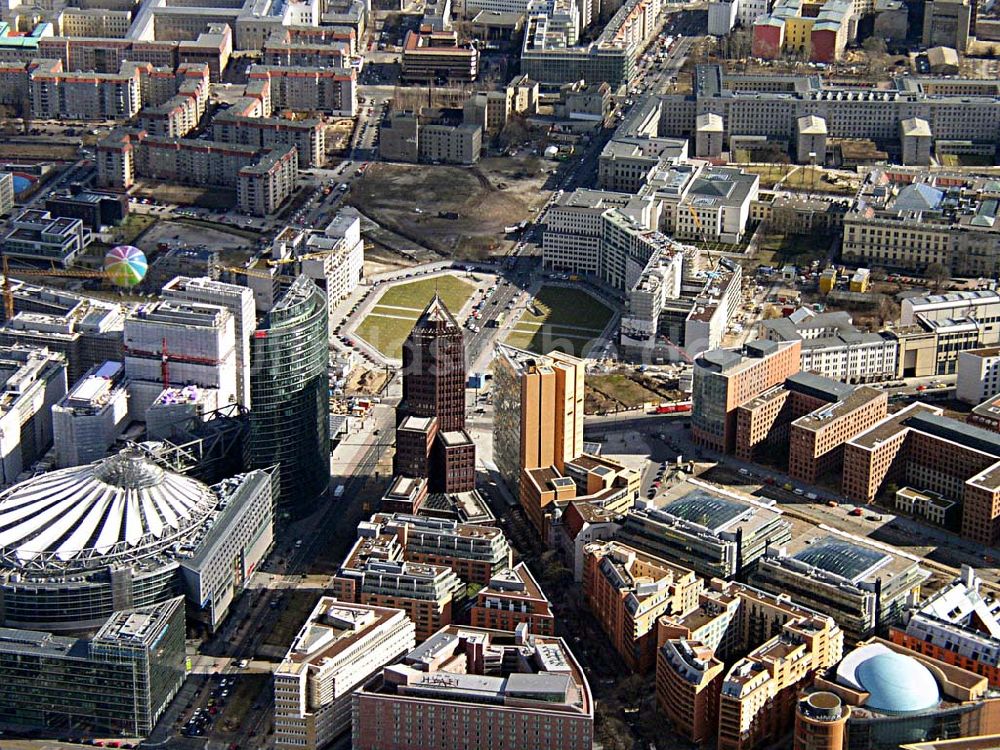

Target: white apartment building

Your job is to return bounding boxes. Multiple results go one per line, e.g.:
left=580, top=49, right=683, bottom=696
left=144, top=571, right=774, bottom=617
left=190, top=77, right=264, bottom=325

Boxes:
left=248, top=65, right=357, bottom=117
left=267, top=208, right=365, bottom=323
left=161, top=276, right=256, bottom=410
left=123, top=300, right=238, bottom=421
left=0, top=345, right=67, bottom=484
left=3, top=209, right=91, bottom=266
left=763, top=310, right=898, bottom=383
left=599, top=203, right=672, bottom=291
left=274, top=600, right=416, bottom=750
left=542, top=189, right=633, bottom=276
left=738, top=0, right=772, bottom=26
left=684, top=261, right=743, bottom=357
left=897, top=568, right=1000, bottom=675
left=956, top=347, right=1000, bottom=405
left=52, top=361, right=129, bottom=468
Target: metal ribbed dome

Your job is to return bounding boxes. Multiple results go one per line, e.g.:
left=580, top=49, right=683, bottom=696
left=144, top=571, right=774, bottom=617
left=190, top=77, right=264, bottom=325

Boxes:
left=0, top=450, right=216, bottom=569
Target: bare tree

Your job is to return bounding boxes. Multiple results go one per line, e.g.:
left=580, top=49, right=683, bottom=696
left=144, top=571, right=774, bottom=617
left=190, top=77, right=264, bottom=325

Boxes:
left=925, top=262, right=950, bottom=291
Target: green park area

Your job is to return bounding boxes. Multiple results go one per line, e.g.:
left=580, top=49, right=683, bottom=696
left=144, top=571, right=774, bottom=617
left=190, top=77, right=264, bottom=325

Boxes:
left=354, top=274, right=475, bottom=358
left=505, top=285, right=613, bottom=357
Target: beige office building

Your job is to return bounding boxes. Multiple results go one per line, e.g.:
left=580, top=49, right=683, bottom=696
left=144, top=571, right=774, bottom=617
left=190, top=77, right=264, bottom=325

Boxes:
left=492, top=344, right=585, bottom=498
left=273, top=599, right=416, bottom=750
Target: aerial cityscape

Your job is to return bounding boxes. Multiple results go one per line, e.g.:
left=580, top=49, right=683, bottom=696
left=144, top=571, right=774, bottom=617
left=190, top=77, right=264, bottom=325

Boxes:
left=2, top=0, right=1000, bottom=747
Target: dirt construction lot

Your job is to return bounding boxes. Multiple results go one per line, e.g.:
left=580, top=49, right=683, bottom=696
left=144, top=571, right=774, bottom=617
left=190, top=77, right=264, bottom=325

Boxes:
left=347, top=156, right=552, bottom=259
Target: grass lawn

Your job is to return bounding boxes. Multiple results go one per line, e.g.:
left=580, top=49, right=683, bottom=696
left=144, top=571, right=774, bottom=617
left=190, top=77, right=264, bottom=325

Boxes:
left=354, top=275, right=475, bottom=358
left=505, top=286, right=613, bottom=356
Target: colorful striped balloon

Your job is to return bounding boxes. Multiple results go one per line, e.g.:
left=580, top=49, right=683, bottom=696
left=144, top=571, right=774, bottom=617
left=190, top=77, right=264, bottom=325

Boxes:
left=104, top=245, right=148, bottom=287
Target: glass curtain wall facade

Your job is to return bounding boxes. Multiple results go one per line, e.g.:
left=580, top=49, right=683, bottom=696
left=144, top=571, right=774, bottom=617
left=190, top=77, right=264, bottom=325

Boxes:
left=0, top=597, right=186, bottom=736
left=250, top=276, right=330, bottom=517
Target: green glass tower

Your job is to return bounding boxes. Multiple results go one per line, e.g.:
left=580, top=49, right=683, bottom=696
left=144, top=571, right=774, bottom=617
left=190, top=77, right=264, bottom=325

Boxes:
left=250, top=275, right=329, bottom=517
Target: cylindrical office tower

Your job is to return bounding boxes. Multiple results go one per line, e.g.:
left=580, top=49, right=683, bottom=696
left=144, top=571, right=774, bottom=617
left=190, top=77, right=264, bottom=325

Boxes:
left=250, top=275, right=329, bottom=517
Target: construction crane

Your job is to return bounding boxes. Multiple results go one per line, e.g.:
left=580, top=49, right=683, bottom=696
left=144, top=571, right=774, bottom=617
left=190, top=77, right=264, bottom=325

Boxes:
left=3, top=256, right=109, bottom=321
left=222, top=265, right=275, bottom=281
left=152, top=336, right=221, bottom=391
left=687, top=202, right=715, bottom=263
left=265, top=247, right=340, bottom=268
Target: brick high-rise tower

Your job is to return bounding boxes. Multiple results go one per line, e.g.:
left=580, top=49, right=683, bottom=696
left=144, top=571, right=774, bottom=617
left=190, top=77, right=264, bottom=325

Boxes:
left=394, top=295, right=475, bottom=492
left=399, top=295, right=467, bottom=431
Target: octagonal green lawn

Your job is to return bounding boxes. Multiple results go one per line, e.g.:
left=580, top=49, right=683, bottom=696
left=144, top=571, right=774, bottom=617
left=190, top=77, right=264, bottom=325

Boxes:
left=354, top=275, right=476, bottom=358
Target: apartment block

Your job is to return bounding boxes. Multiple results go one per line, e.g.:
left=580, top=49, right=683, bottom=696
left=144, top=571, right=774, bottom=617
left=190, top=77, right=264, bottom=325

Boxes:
left=331, top=531, right=464, bottom=642
left=248, top=64, right=356, bottom=116
left=618, top=481, right=791, bottom=580
left=237, top=145, right=299, bottom=216
left=364, top=512, right=512, bottom=585
left=273, top=599, right=416, bottom=750
left=52, top=361, right=129, bottom=468
left=212, top=110, right=325, bottom=168
left=97, top=130, right=297, bottom=216
left=352, top=626, right=593, bottom=750
left=491, top=344, right=585, bottom=501
left=843, top=402, right=1000, bottom=546
left=691, top=340, right=802, bottom=453
left=262, top=29, right=352, bottom=67
left=471, top=562, right=555, bottom=636
left=29, top=58, right=142, bottom=120
left=749, top=531, right=929, bottom=642
left=3, top=208, right=91, bottom=266
left=582, top=540, right=701, bottom=673
left=762, top=310, right=898, bottom=384
left=656, top=579, right=844, bottom=750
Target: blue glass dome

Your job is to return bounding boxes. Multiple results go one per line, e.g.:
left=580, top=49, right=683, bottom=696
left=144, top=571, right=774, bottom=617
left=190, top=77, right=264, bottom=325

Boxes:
left=855, top=651, right=940, bottom=715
